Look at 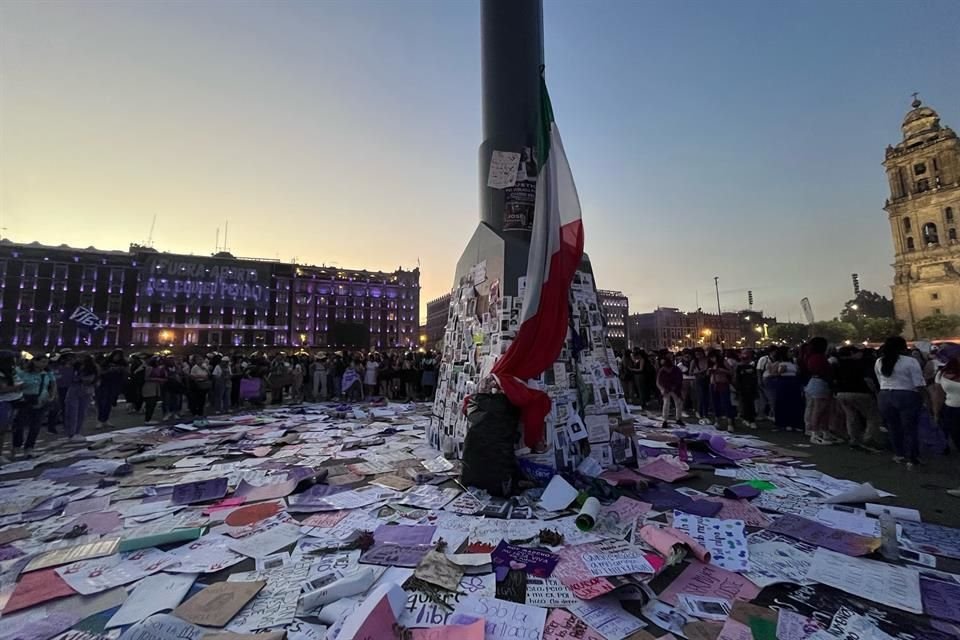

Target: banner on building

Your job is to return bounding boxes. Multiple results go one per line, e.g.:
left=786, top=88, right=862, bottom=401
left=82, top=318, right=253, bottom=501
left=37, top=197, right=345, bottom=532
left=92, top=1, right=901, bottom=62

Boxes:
left=138, top=257, right=271, bottom=310
left=68, top=306, right=106, bottom=331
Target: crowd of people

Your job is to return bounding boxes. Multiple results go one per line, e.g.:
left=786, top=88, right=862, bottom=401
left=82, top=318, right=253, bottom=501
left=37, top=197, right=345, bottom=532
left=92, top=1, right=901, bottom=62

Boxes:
left=0, top=348, right=440, bottom=462
left=621, top=337, right=960, bottom=491
left=2, top=338, right=959, bottom=494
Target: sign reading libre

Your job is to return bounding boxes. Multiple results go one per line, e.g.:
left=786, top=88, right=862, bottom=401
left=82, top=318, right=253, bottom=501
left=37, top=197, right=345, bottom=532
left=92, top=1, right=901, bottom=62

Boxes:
left=140, top=257, right=270, bottom=308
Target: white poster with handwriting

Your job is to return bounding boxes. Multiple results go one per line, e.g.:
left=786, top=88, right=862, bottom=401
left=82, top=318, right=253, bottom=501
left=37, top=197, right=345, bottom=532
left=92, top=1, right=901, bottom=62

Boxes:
left=452, top=595, right=547, bottom=640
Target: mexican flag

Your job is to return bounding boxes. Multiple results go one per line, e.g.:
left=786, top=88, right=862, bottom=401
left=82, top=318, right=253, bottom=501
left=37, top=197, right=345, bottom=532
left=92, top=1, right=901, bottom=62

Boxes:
left=492, top=75, right=585, bottom=447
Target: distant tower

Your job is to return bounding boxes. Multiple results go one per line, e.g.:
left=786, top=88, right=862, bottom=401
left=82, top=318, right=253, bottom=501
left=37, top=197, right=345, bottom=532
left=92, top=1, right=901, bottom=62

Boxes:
left=884, top=95, right=960, bottom=338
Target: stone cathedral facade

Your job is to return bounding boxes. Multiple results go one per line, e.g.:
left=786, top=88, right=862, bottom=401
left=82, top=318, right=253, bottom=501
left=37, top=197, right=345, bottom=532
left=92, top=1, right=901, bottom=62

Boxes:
left=884, top=97, right=960, bottom=338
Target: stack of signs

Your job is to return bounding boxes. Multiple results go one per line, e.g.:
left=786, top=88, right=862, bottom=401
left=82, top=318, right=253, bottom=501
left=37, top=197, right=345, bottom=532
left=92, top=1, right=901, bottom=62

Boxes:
left=430, top=266, right=627, bottom=472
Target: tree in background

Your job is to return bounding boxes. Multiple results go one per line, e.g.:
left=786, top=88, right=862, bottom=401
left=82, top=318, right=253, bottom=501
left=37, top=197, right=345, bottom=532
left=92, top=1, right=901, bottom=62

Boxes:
left=837, top=290, right=899, bottom=341
left=768, top=322, right=808, bottom=345
left=914, top=314, right=960, bottom=339
left=860, top=317, right=905, bottom=342
left=839, top=290, right=895, bottom=324
left=809, top=320, right=858, bottom=345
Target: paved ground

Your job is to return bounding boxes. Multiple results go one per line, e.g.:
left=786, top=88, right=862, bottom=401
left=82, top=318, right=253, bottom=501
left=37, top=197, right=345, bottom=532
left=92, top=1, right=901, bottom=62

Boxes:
left=30, top=402, right=960, bottom=529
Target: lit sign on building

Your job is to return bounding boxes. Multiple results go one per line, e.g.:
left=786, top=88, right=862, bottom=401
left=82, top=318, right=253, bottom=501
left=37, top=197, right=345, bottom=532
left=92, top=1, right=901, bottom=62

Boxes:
left=139, top=257, right=271, bottom=308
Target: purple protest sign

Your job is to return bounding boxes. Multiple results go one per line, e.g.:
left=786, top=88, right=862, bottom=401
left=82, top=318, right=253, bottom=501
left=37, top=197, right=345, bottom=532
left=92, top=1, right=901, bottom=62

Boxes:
left=922, top=577, right=960, bottom=623
left=638, top=484, right=723, bottom=518
left=0, top=544, right=25, bottom=561
left=171, top=477, right=228, bottom=505
left=768, top=514, right=879, bottom=556
left=491, top=540, right=560, bottom=580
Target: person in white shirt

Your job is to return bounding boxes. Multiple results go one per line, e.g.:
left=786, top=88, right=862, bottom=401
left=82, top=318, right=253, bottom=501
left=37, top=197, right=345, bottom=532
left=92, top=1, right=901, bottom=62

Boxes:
left=756, top=346, right=776, bottom=419
left=936, top=355, right=960, bottom=496
left=875, top=336, right=925, bottom=469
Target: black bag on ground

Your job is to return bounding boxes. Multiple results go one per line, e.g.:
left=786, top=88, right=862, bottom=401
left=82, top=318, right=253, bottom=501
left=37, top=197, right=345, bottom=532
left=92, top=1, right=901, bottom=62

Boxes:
left=461, top=393, right=520, bottom=497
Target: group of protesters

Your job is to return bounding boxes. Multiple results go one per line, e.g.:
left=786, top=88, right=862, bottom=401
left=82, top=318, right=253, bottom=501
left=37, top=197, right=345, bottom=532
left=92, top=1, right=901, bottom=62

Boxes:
left=621, top=337, right=960, bottom=486
left=0, top=347, right=440, bottom=462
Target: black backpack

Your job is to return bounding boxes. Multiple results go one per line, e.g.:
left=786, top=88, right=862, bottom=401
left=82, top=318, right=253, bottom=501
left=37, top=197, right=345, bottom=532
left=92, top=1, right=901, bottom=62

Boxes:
left=461, top=393, right=521, bottom=497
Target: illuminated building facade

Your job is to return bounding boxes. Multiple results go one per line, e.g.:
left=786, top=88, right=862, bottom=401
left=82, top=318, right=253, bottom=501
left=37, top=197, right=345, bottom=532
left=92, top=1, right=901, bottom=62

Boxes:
left=596, top=289, right=629, bottom=353
left=628, top=307, right=776, bottom=351
left=0, top=240, right=419, bottom=350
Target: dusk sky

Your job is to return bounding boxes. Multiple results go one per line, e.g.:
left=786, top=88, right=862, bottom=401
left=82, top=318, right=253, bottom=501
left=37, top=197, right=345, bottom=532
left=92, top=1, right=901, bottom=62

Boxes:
left=2, top=0, right=958, bottom=323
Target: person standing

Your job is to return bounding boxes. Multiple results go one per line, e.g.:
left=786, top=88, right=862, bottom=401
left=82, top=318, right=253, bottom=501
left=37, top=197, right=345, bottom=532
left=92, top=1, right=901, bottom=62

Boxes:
left=188, top=355, right=211, bottom=423
left=0, top=351, right=24, bottom=463
left=161, top=356, right=184, bottom=420
left=876, top=336, right=925, bottom=469
left=96, top=349, right=128, bottom=429
left=313, top=356, right=328, bottom=401
left=212, top=357, right=232, bottom=413
left=770, top=346, right=804, bottom=433
left=364, top=354, right=380, bottom=399
left=64, top=355, right=98, bottom=442
left=756, top=345, right=777, bottom=420
left=734, top=349, right=759, bottom=429
left=834, top=346, right=883, bottom=450
left=708, top=350, right=735, bottom=432
left=139, top=357, right=165, bottom=425
left=937, top=357, right=960, bottom=496
left=803, top=337, right=840, bottom=445
left=421, top=351, right=438, bottom=401
left=12, top=356, right=55, bottom=458
left=689, top=348, right=711, bottom=422
left=656, top=353, right=684, bottom=427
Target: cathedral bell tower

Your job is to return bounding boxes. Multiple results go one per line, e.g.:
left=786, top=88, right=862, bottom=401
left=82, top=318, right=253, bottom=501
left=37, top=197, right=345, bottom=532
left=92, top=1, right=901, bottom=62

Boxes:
left=884, top=96, right=960, bottom=338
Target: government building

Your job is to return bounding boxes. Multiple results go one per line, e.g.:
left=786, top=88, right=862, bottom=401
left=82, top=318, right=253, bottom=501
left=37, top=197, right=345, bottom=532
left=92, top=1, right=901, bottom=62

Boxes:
left=0, top=240, right=419, bottom=351
left=884, top=97, right=960, bottom=338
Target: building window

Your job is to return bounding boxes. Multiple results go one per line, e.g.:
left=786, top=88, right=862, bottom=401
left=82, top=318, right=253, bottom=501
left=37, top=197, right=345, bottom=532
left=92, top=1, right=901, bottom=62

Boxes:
left=903, top=218, right=911, bottom=232
left=950, top=228, right=957, bottom=242
left=906, top=237, right=915, bottom=251
left=934, top=308, right=943, bottom=315
left=916, top=179, right=930, bottom=193
left=923, top=222, right=939, bottom=246
left=932, top=293, right=940, bottom=301
left=947, top=207, right=955, bottom=223
left=53, top=264, right=68, bottom=280
left=913, top=163, right=926, bottom=175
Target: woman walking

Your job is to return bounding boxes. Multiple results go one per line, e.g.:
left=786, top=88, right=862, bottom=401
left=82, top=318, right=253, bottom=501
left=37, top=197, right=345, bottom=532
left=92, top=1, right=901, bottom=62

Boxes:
left=876, top=336, right=925, bottom=469
left=12, top=356, right=56, bottom=458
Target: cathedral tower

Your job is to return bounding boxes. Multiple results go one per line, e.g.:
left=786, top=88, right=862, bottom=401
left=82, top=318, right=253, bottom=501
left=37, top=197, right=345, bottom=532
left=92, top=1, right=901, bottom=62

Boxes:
left=884, top=96, right=960, bottom=338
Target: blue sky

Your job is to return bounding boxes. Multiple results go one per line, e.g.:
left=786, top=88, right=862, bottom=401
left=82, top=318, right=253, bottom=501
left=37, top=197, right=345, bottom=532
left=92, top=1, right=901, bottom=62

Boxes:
left=2, top=0, right=958, bottom=322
